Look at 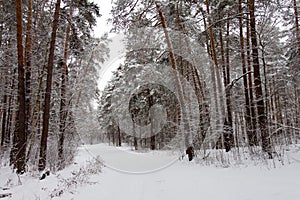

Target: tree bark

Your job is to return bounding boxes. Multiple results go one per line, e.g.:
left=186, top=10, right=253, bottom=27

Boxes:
left=217, top=16, right=226, bottom=151
left=205, top=0, right=226, bottom=150
left=249, top=0, right=272, bottom=157
left=294, top=0, right=300, bottom=57
left=148, top=88, right=155, bottom=150
left=26, top=1, right=47, bottom=161
left=14, top=0, right=27, bottom=174
left=156, top=3, right=193, bottom=153
left=22, top=0, right=34, bottom=154
left=1, top=93, right=7, bottom=146
left=239, top=0, right=253, bottom=146
left=246, top=2, right=258, bottom=146
left=224, top=13, right=233, bottom=151
left=39, top=0, right=62, bottom=171
left=58, top=1, right=73, bottom=170
left=1, top=58, right=10, bottom=147
left=24, top=0, right=33, bottom=143
left=117, top=123, right=122, bottom=147
left=6, top=71, right=16, bottom=147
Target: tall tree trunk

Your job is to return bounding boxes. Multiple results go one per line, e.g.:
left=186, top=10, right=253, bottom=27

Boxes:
left=156, top=3, right=193, bottom=155
left=26, top=51, right=48, bottom=162
left=148, top=88, right=155, bottom=150
left=259, top=40, right=271, bottom=139
left=38, top=0, right=62, bottom=171
left=14, top=0, right=27, bottom=174
left=5, top=93, right=13, bottom=145
left=26, top=1, right=47, bottom=162
left=0, top=0, right=3, bottom=49
left=224, top=13, right=233, bottom=151
left=1, top=93, right=7, bottom=146
left=117, top=122, right=121, bottom=147
left=239, top=0, right=253, bottom=146
left=199, top=7, right=211, bottom=57
left=219, top=13, right=232, bottom=152
left=0, top=25, right=2, bottom=50
left=6, top=69, right=16, bottom=147
left=205, top=0, right=226, bottom=150
left=249, top=0, right=272, bottom=157
left=176, top=3, right=209, bottom=148
left=246, top=3, right=258, bottom=146
left=1, top=57, right=10, bottom=147
left=58, top=1, right=73, bottom=170
left=294, top=0, right=300, bottom=57
left=24, top=0, right=33, bottom=150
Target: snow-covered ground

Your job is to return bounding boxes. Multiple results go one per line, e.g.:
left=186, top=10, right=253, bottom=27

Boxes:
left=1, top=144, right=300, bottom=199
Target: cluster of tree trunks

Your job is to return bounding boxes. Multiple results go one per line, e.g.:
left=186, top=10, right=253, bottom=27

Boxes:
left=102, top=0, right=300, bottom=159
left=1, top=0, right=102, bottom=173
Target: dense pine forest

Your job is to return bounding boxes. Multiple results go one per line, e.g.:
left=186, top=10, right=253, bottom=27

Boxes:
left=0, top=0, right=300, bottom=175
left=99, top=0, right=300, bottom=162
left=0, top=0, right=109, bottom=174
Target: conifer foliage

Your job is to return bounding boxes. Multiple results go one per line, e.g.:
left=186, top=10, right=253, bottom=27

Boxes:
left=0, top=0, right=108, bottom=173
left=98, top=0, right=300, bottom=159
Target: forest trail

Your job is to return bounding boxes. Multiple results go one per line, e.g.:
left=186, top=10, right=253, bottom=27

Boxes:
left=73, top=144, right=300, bottom=200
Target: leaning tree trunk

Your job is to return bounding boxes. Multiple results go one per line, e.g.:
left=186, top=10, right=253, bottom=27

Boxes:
left=249, top=0, right=272, bottom=157
left=14, top=0, right=27, bottom=174
left=156, top=2, right=194, bottom=159
left=38, top=0, right=62, bottom=171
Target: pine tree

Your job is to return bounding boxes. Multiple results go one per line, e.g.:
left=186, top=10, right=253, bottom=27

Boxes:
left=14, top=0, right=27, bottom=174
left=39, top=0, right=62, bottom=171
left=249, top=0, right=272, bottom=157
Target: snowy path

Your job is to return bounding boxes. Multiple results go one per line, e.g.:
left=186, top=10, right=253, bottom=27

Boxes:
left=73, top=144, right=300, bottom=200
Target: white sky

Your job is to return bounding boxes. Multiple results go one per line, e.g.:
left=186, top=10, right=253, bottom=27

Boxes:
left=91, top=0, right=113, bottom=36
left=91, top=0, right=126, bottom=92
